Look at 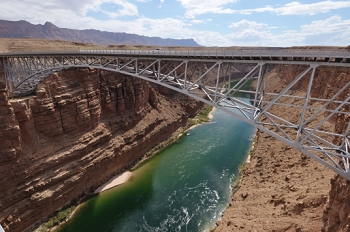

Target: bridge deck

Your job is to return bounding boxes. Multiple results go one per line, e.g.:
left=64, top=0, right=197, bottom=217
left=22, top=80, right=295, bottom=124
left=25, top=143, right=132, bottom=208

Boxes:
left=1, top=49, right=350, bottom=64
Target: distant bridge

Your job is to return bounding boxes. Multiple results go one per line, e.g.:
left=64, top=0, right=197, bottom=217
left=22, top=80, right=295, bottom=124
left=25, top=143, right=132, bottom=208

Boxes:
left=0, top=48, right=349, bottom=180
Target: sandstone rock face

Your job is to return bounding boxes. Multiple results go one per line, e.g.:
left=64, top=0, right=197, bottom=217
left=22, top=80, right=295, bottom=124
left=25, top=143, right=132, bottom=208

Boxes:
left=0, top=68, right=203, bottom=232
left=0, top=64, right=4, bottom=82
left=322, top=81, right=350, bottom=231
left=0, top=83, right=23, bottom=231
left=216, top=65, right=350, bottom=231
left=323, top=175, right=350, bottom=231
left=0, top=82, right=21, bottom=160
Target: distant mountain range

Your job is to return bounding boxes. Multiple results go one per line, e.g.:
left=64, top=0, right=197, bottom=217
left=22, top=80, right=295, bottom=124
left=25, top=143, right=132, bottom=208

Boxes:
left=0, top=19, right=200, bottom=47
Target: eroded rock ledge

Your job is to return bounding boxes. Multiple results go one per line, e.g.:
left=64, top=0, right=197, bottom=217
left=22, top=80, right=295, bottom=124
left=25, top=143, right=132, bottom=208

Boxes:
left=0, top=68, right=203, bottom=232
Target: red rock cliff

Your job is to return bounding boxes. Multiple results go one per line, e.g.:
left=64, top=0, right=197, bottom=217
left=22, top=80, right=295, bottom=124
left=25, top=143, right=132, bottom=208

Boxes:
left=0, top=68, right=203, bottom=232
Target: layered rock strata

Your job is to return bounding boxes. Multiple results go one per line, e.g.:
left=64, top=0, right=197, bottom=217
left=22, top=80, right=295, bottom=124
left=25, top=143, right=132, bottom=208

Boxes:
left=323, top=174, right=350, bottom=231
left=0, top=68, right=202, bottom=232
left=216, top=65, right=350, bottom=231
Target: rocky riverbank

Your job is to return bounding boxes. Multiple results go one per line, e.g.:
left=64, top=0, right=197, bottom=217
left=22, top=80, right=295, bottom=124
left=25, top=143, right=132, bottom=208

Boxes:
left=216, top=130, right=334, bottom=231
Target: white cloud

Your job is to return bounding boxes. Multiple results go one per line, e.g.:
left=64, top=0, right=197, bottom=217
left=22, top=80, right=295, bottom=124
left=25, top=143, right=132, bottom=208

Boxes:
left=229, top=20, right=269, bottom=30
left=190, top=19, right=211, bottom=24
left=225, top=20, right=274, bottom=46
left=5, top=0, right=139, bottom=19
left=85, top=0, right=139, bottom=18
left=177, top=0, right=237, bottom=18
left=176, top=0, right=350, bottom=17
left=300, top=15, right=350, bottom=34
left=220, top=16, right=350, bottom=47
left=239, top=1, right=350, bottom=16
left=299, top=15, right=350, bottom=45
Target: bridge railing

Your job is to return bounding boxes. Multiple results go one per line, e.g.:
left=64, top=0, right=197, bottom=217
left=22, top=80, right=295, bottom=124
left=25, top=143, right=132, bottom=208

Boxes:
left=1, top=48, right=350, bottom=59
left=66, top=49, right=350, bottom=58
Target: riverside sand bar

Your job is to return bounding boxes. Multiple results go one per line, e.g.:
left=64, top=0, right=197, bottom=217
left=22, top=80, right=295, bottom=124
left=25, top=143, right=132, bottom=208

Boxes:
left=94, top=108, right=216, bottom=195
left=94, top=171, right=132, bottom=193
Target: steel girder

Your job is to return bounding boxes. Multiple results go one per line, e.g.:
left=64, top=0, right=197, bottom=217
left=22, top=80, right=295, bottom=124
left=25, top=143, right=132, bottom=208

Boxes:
left=1, top=51, right=350, bottom=180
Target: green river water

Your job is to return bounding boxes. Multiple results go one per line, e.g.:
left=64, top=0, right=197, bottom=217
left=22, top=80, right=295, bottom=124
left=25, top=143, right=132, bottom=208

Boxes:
left=57, top=99, right=255, bottom=232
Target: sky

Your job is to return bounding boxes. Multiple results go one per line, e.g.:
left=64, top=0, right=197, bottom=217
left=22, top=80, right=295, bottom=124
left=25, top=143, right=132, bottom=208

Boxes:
left=1, top=0, right=350, bottom=47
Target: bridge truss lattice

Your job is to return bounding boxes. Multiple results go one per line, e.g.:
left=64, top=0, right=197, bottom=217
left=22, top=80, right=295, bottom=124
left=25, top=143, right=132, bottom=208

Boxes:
left=1, top=49, right=349, bottom=180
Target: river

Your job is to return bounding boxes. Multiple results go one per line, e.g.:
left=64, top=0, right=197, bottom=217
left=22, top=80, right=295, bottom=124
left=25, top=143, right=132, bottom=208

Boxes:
left=57, top=100, right=255, bottom=232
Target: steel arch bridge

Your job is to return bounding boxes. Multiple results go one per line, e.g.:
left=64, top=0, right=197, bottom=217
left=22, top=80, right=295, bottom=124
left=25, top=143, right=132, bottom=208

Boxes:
left=0, top=48, right=350, bottom=180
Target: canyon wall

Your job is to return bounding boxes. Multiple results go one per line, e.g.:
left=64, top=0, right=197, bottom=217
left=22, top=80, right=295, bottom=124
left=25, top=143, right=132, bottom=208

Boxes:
left=276, top=65, right=350, bottom=232
left=323, top=175, right=350, bottom=231
left=0, top=68, right=203, bottom=232
left=216, top=65, right=350, bottom=231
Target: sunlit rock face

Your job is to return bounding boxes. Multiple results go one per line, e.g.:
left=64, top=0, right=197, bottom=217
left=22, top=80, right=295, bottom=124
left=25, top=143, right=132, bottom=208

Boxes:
left=277, top=65, right=350, bottom=232
left=0, top=68, right=203, bottom=232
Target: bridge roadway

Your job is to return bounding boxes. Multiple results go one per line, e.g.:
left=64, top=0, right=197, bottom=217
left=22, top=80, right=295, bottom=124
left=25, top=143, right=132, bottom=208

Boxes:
left=1, top=48, right=350, bottom=63
left=0, top=48, right=349, bottom=180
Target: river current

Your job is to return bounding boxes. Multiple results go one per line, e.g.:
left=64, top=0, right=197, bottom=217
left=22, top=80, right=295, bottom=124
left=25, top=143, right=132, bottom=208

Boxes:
left=57, top=101, right=255, bottom=232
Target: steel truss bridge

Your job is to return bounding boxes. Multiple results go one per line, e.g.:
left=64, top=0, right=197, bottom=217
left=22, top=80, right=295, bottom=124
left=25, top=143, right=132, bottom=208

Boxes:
left=0, top=49, right=349, bottom=180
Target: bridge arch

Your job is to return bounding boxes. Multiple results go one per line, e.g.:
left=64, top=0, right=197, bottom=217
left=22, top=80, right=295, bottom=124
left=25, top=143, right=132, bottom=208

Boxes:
left=1, top=49, right=349, bottom=180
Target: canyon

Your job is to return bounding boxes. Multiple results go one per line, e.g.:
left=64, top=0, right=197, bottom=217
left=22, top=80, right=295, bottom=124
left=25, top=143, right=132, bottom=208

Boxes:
left=0, top=39, right=349, bottom=231
left=0, top=67, right=203, bottom=231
